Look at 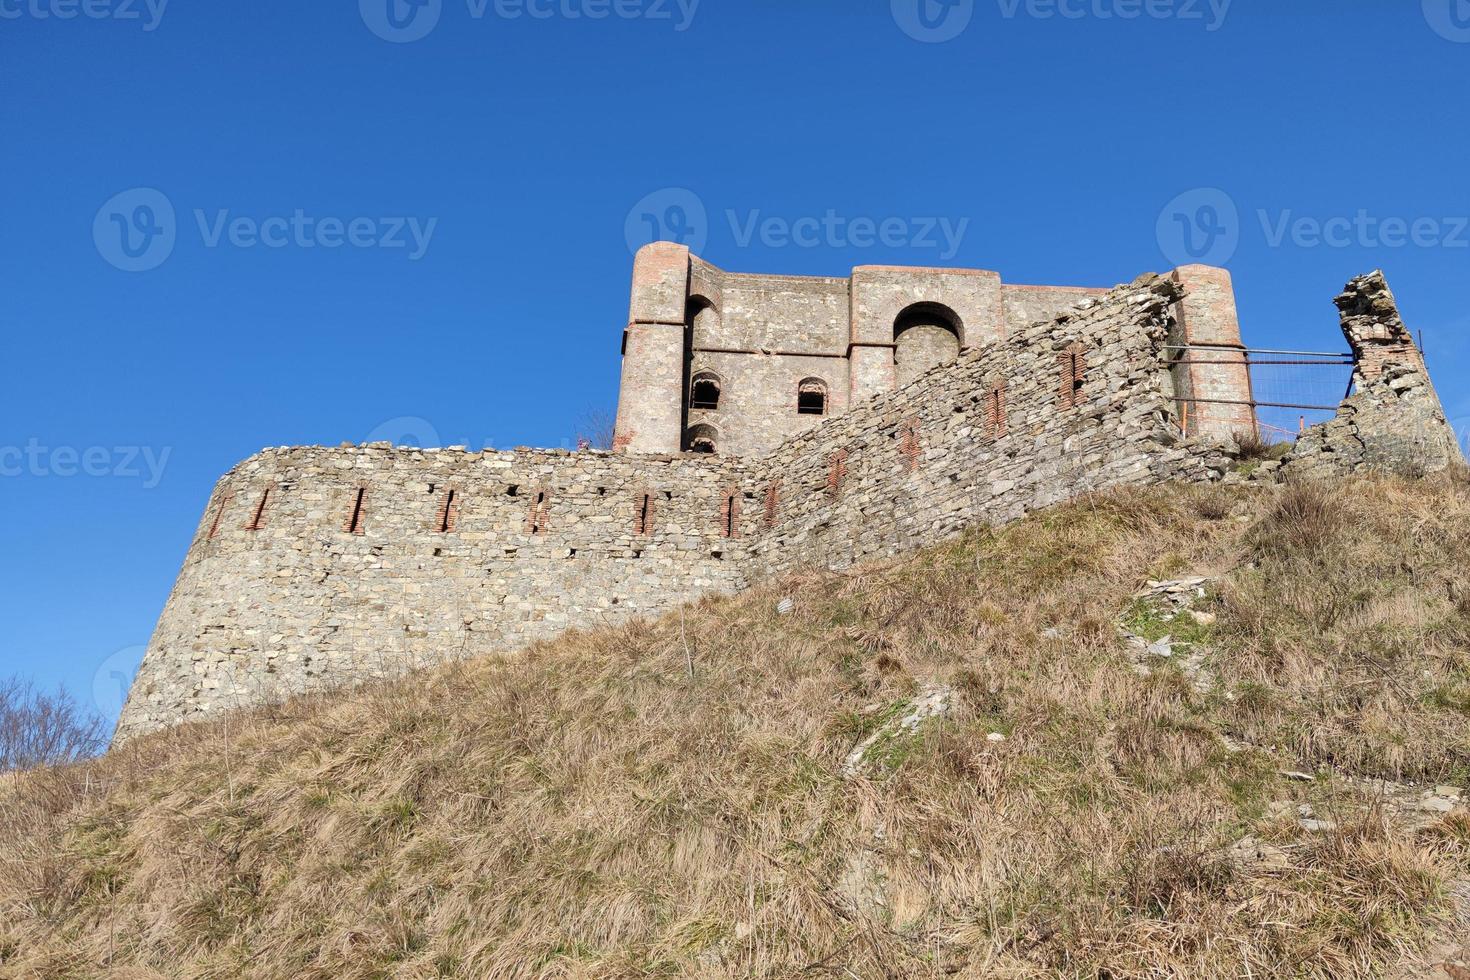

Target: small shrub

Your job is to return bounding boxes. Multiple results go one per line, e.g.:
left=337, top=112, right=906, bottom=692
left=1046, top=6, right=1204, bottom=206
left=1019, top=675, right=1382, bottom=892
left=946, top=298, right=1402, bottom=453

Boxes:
left=1248, top=482, right=1344, bottom=558
left=1192, top=488, right=1233, bottom=521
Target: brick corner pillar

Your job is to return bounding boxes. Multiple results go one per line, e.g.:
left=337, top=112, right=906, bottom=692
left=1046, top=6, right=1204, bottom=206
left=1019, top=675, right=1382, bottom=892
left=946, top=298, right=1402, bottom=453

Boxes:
left=614, top=242, right=691, bottom=454
left=1169, top=264, right=1256, bottom=440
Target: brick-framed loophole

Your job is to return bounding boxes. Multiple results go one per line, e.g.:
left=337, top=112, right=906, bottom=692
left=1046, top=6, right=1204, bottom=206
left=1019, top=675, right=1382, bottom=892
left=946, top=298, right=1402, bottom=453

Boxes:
left=207, top=492, right=234, bottom=539
left=985, top=382, right=1008, bottom=438
left=634, top=490, right=655, bottom=536
left=898, top=419, right=921, bottom=472
left=1058, top=342, right=1087, bottom=409
left=763, top=480, right=781, bottom=529
left=436, top=488, right=460, bottom=533
left=827, top=449, right=848, bottom=498
left=343, top=487, right=368, bottom=535
left=719, top=489, right=741, bottom=539
left=526, top=489, right=551, bottom=535
left=243, top=487, right=273, bottom=532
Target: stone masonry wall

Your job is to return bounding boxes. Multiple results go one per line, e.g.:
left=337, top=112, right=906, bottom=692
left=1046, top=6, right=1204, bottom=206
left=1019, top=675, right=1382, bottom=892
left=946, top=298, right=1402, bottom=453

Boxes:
left=123, top=269, right=1446, bottom=740
left=116, top=447, right=750, bottom=739
left=739, top=274, right=1232, bottom=579
left=612, top=245, right=1159, bottom=457
left=119, top=273, right=1238, bottom=740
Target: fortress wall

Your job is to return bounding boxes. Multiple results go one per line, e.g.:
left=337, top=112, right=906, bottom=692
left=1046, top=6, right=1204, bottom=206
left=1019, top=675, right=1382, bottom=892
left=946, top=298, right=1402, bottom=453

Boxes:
left=1002, top=283, right=1112, bottom=334
left=120, top=270, right=1268, bottom=742
left=741, top=274, right=1231, bottom=580
left=687, top=269, right=853, bottom=456
left=686, top=350, right=850, bottom=458
left=709, top=273, right=850, bottom=353
left=115, top=447, right=751, bottom=739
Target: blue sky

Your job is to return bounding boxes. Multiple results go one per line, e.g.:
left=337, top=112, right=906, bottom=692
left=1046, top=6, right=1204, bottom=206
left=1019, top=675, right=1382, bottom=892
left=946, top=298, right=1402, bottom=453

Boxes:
left=3, top=0, right=1469, bottom=729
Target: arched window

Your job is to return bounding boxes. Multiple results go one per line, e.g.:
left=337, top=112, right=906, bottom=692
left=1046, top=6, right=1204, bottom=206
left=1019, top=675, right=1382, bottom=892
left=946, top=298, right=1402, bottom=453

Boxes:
left=690, top=371, right=722, bottom=411
left=797, top=377, right=828, bottom=416
left=894, top=302, right=963, bottom=387
left=686, top=423, right=719, bottom=454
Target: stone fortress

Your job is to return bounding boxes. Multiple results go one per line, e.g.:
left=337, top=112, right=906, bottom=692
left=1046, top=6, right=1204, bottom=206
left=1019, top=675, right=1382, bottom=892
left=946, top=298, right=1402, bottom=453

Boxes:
left=614, top=246, right=1255, bottom=457
left=114, top=243, right=1464, bottom=739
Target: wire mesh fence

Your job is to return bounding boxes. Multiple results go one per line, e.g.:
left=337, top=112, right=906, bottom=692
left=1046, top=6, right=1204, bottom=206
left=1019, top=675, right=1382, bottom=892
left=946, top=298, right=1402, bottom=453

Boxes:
left=1168, top=346, right=1356, bottom=444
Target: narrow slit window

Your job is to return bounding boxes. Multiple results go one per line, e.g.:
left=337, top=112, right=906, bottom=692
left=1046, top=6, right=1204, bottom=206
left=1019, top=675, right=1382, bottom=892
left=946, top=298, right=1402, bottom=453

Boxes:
left=208, top=493, right=233, bottom=539
left=345, top=487, right=367, bottom=535
left=985, top=383, right=1008, bottom=438
left=720, top=492, right=740, bottom=539
left=827, top=449, right=848, bottom=498
left=244, top=488, right=271, bottom=531
left=636, top=492, right=654, bottom=535
left=437, top=488, right=458, bottom=533
left=763, top=480, right=781, bottom=529
left=528, top=490, right=550, bottom=535
left=899, top=421, right=921, bottom=472
left=1059, top=344, right=1086, bottom=409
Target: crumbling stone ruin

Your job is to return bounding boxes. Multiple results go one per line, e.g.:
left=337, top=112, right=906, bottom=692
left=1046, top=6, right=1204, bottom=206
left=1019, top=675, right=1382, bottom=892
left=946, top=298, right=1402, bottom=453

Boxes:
left=113, top=248, right=1463, bottom=740
left=1278, top=271, right=1462, bottom=480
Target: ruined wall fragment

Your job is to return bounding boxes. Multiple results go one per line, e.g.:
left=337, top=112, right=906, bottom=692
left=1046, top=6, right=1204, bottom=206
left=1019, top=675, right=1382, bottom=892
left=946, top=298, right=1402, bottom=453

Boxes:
left=1280, top=271, right=1463, bottom=479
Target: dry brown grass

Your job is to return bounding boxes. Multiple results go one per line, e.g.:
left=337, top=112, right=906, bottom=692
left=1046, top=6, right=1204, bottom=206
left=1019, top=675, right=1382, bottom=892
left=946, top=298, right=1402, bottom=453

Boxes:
left=2, top=477, right=1469, bottom=978
left=1232, top=428, right=1292, bottom=464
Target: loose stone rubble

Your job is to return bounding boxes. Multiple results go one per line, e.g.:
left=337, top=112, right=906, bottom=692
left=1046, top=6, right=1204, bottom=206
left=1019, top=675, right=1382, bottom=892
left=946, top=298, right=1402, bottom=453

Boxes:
left=842, top=685, right=952, bottom=778
left=1120, top=576, right=1217, bottom=693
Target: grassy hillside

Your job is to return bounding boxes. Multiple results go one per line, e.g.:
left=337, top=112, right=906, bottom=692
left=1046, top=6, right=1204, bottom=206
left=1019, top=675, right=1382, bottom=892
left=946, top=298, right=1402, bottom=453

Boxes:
left=3, top=476, right=1470, bottom=979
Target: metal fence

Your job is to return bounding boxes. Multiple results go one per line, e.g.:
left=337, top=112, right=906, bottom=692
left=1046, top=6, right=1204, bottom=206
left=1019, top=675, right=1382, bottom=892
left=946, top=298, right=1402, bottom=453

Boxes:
left=1166, top=346, right=1356, bottom=443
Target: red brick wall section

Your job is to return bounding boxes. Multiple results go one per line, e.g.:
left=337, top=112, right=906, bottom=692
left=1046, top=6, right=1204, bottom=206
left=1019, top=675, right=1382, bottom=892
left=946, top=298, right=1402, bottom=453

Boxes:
left=984, top=383, right=1007, bottom=438
left=1169, top=265, right=1254, bottom=439
left=719, top=489, right=741, bottom=538
left=827, top=449, right=848, bottom=498
left=899, top=419, right=921, bottom=472
left=526, top=489, right=551, bottom=535
left=763, top=480, right=781, bottom=529
left=245, top=487, right=272, bottom=532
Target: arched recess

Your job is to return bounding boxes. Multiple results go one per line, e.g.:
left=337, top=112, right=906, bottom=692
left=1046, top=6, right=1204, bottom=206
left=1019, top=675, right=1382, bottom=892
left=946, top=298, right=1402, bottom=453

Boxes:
left=687, top=297, right=721, bottom=349
left=685, top=423, right=720, bottom=454
left=894, top=302, right=963, bottom=387
left=797, top=377, right=828, bottom=416
left=689, top=370, right=722, bottom=411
